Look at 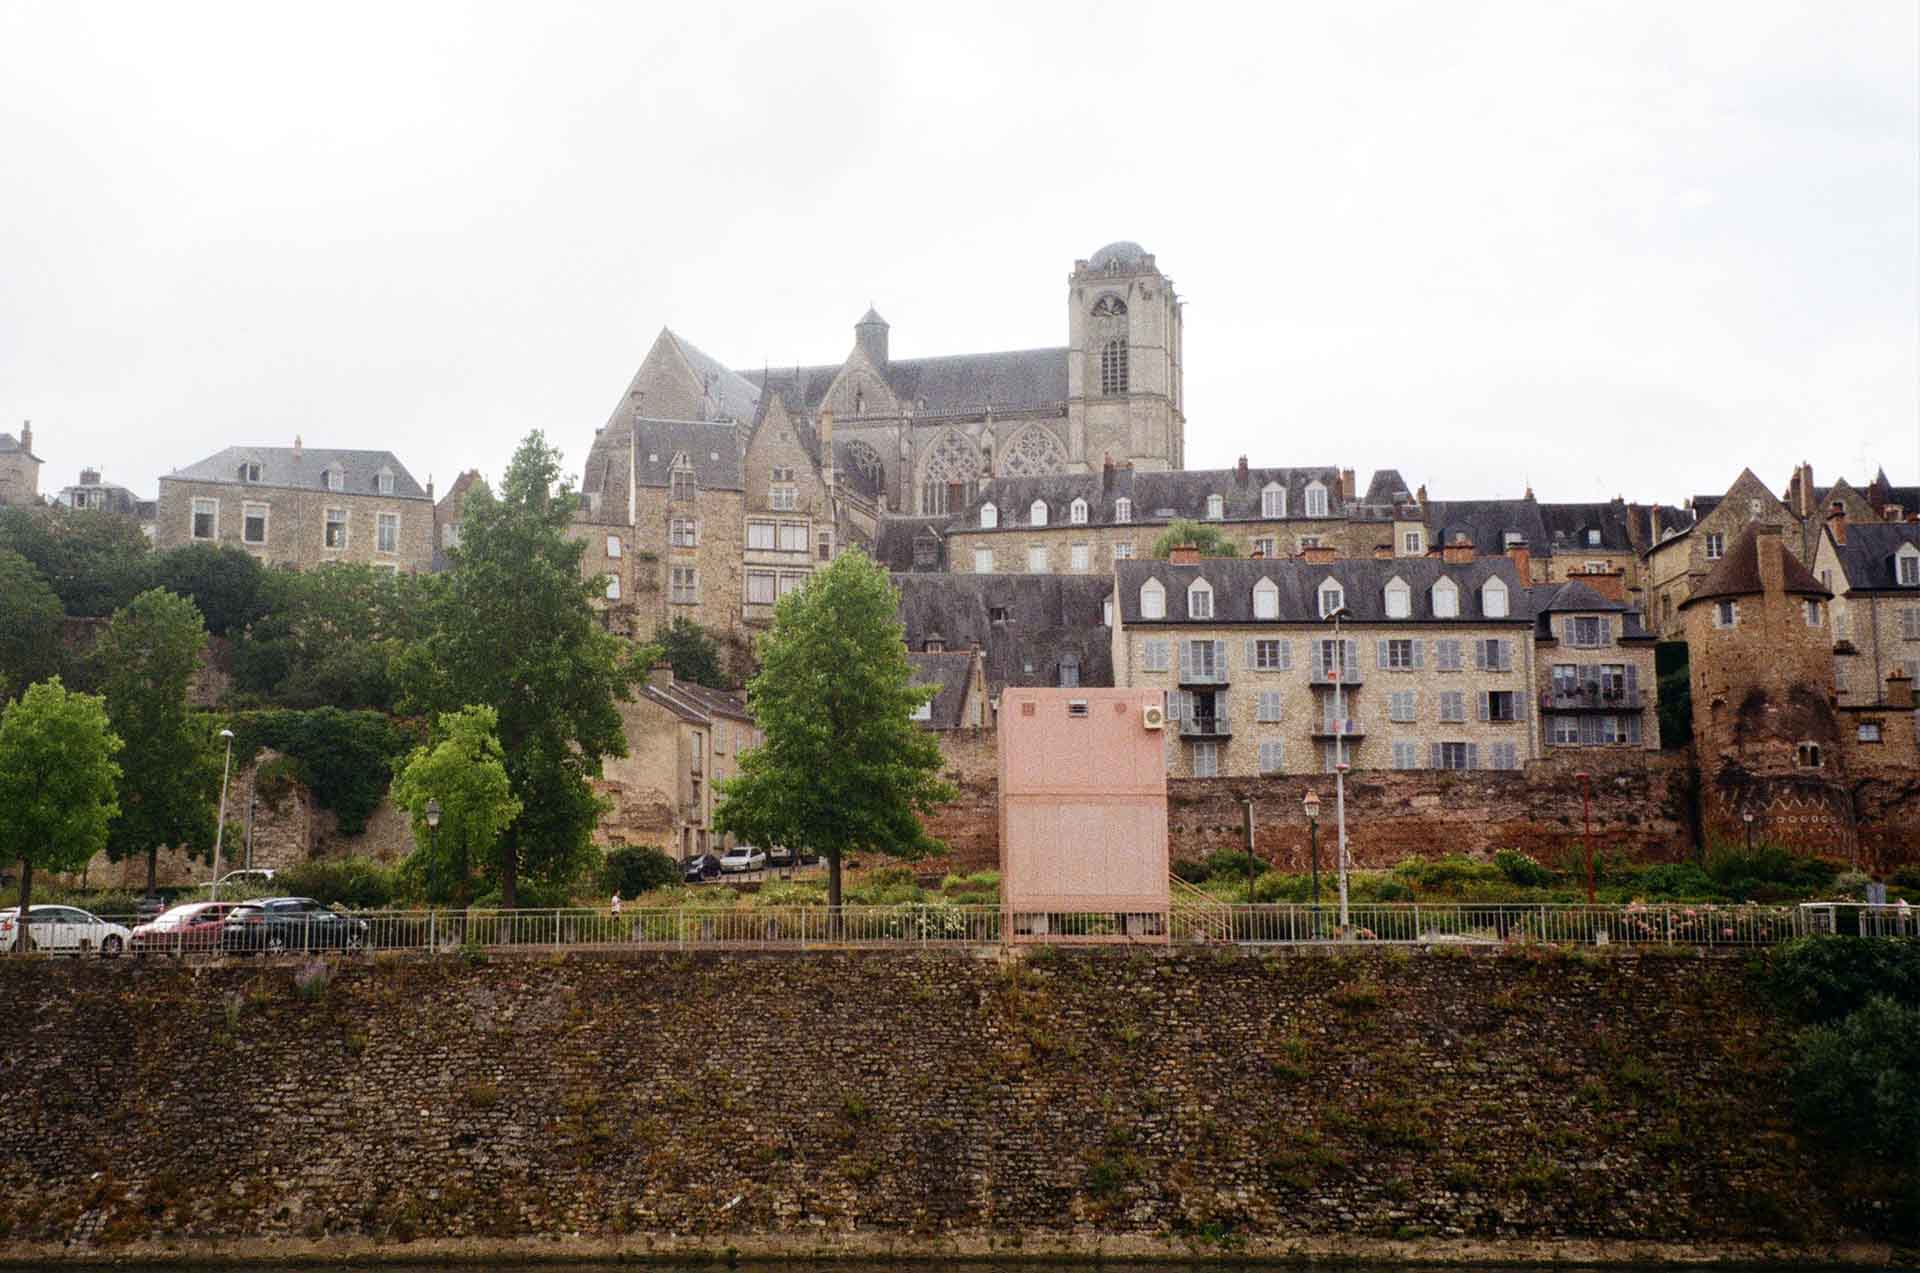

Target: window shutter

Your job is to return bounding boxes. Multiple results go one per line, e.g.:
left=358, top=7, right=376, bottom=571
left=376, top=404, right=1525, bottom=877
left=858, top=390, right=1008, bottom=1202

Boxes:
left=1477, top=692, right=1489, bottom=721
left=1627, top=714, right=1643, bottom=745
left=1474, top=641, right=1487, bottom=670
left=1376, top=639, right=1390, bottom=668
left=1516, top=691, right=1528, bottom=722
left=1280, top=640, right=1293, bottom=670
left=1180, top=641, right=1193, bottom=681
left=1498, top=639, right=1512, bottom=671
left=1245, top=639, right=1257, bottom=668
left=1215, top=640, right=1228, bottom=674
left=1466, top=743, right=1479, bottom=771
left=1344, top=639, right=1358, bottom=674
left=1430, top=742, right=1442, bottom=769
left=1599, top=617, right=1612, bottom=645
left=1579, top=715, right=1601, bottom=745
left=1412, top=640, right=1425, bottom=668
left=1624, top=664, right=1638, bottom=697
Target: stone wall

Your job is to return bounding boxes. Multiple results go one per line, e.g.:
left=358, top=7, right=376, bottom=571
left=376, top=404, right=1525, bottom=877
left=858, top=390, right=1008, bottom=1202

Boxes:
left=153, top=478, right=434, bottom=574
left=0, top=949, right=1880, bottom=1263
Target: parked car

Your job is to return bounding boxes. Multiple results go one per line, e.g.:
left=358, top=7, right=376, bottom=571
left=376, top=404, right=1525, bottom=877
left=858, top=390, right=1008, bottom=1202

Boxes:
left=720, top=845, right=768, bottom=874
left=0, top=906, right=131, bottom=956
left=220, top=897, right=368, bottom=954
left=200, top=869, right=276, bottom=895
left=766, top=845, right=795, bottom=868
left=682, top=853, right=722, bottom=884
left=131, top=902, right=241, bottom=955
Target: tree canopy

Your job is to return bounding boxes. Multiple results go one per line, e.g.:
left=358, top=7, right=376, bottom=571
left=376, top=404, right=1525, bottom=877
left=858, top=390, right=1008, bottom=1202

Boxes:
left=1149, top=518, right=1239, bottom=559
left=655, top=616, right=727, bottom=689
left=712, top=550, right=954, bottom=909
left=233, top=563, right=443, bottom=710
left=390, top=705, right=521, bottom=905
left=0, top=549, right=65, bottom=703
left=0, top=505, right=150, bottom=617
left=0, top=678, right=122, bottom=946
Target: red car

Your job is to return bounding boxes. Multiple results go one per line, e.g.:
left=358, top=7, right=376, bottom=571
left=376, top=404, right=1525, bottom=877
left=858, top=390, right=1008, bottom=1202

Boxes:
left=130, top=902, right=240, bottom=955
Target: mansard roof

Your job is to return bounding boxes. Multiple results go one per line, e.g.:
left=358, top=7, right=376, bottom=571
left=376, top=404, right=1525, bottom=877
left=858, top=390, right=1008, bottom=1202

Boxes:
left=907, top=651, right=974, bottom=729
left=1828, top=521, right=1920, bottom=593
left=747, top=347, right=1070, bottom=418
left=165, top=446, right=430, bottom=499
left=1114, top=557, right=1531, bottom=625
left=1426, top=498, right=1549, bottom=557
left=1682, top=525, right=1831, bottom=607
left=893, top=573, right=1113, bottom=694
left=956, top=465, right=1347, bottom=530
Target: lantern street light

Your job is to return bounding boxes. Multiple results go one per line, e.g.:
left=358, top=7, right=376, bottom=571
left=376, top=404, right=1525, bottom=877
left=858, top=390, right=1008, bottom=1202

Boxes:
left=211, top=729, right=235, bottom=901
left=1328, top=606, right=1352, bottom=933
left=1574, top=770, right=1595, bottom=904
left=424, top=798, right=442, bottom=902
left=1743, top=808, right=1755, bottom=852
left=1302, top=789, right=1322, bottom=908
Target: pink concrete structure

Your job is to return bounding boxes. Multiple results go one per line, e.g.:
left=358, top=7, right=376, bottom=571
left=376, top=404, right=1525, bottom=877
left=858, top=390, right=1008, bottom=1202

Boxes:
left=998, top=688, right=1170, bottom=943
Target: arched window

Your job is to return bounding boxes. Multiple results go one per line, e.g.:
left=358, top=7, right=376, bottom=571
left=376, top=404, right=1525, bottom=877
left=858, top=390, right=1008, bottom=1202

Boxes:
left=1029, top=499, right=1049, bottom=527
left=1253, top=577, right=1279, bottom=620
left=1797, top=741, right=1823, bottom=769
left=1318, top=577, right=1345, bottom=619
left=979, top=502, right=998, bottom=529
left=919, top=428, right=983, bottom=515
left=1114, top=498, right=1132, bottom=523
left=1090, top=294, right=1128, bottom=318
left=1070, top=497, right=1088, bottom=525
left=1100, top=339, right=1129, bottom=395
left=1141, top=578, right=1166, bottom=620
left=1188, top=577, right=1214, bottom=620
left=1304, top=480, right=1329, bottom=518
left=1432, top=577, right=1459, bottom=619
left=1261, top=482, right=1286, bottom=519
left=1384, top=576, right=1411, bottom=620
left=1206, top=494, right=1224, bottom=520
left=1482, top=577, right=1510, bottom=619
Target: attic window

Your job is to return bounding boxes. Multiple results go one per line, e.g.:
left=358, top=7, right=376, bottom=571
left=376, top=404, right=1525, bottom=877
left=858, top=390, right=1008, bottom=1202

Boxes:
left=324, top=468, right=342, bottom=492
left=989, top=606, right=1011, bottom=623
left=1061, top=659, right=1082, bottom=689
left=1206, top=494, right=1224, bottom=520
left=1899, top=545, right=1920, bottom=586
left=1070, top=497, right=1088, bottom=525
left=1029, top=499, right=1049, bottom=527
left=1587, top=529, right=1601, bottom=546
left=1114, top=498, right=1132, bottom=523
left=980, top=502, right=998, bottom=529
left=241, top=462, right=261, bottom=483
left=1482, top=577, right=1510, bottom=619
left=1261, top=483, right=1286, bottom=519
left=1304, top=481, right=1329, bottom=518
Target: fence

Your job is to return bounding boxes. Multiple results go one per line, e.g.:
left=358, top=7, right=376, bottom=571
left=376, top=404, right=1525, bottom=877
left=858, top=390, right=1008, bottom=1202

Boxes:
left=6, top=900, right=1909, bottom=958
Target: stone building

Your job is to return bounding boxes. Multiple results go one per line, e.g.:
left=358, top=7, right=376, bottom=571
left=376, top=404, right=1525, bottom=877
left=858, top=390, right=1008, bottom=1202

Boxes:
left=1111, top=547, right=1541, bottom=779
left=0, top=423, right=42, bottom=506
left=908, top=646, right=991, bottom=730
left=1644, top=469, right=1803, bottom=639
left=431, top=469, right=483, bottom=572
left=1811, top=511, right=1920, bottom=707
left=894, top=572, right=1115, bottom=701
left=55, top=466, right=154, bottom=523
left=154, top=442, right=434, bottom=574
left=594, top=666, right=758, bottom=860
left=1785, top=461, right=1919, bottom=560
left=1527, top=579, right=1660, bottom=754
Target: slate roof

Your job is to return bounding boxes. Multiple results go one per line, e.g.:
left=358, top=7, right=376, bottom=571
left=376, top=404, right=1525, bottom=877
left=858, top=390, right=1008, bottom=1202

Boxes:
left=1828, top=521, right=1920, bottom=593
left=1114, top=558, right=1531, bottom=626
left=630, top=419, right=745, bottom=491
left=1681, top=525, right=1831, bottom=607
left=1539, top=502, right=1637, bottom=554
left=164, top=447, right=431, bottom=500
left=872, top=516, right=949, bottom=572
left=670, top=681, right=753, bottom=722
left=57, top=481, right=146, bottom=516
left=671, top=332, right=764, bottom=424
left=1526, top=580, right=1656, bottom=642
left=637, top=683, right=708, bottom=724
left=1354, top=468, right=1416, bottom=516
left=832, top=440, right=885, bottom=500
left=907, top=651, right=975, bottom=729
left=1426, top=499, right=1549, bottom=557
left=956, top=465, right=1346, bottom=531
left=746, top=347, right=1070, bottom=418
left=893, top=573, right=1114, bottom=694
left=0, top=432, right=39, bottom=460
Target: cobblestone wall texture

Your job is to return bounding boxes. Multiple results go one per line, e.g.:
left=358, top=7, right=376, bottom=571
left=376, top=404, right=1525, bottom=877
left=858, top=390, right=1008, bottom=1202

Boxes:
left=0, top=949, right=1870, bottom=1261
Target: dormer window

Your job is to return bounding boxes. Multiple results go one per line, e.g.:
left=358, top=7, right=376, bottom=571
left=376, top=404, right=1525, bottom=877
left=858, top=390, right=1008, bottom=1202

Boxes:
left=1384, top=576, right=1411, bottom=620
left=1482, top=577, right=1510, bottom=619
left=1586, top=529, right=1602, bottom=546
left=1188, top=578, right=1214, bottom=620
left=1206, top=494, right=1224, bottom=521
left=376, top=469, right=395, bottom=495
left=1029, top=500, right=1049, bottom=527
left=1140, top=578, right=1166, bottom=620
left=1252, top=577, right=1279, bottom=620
left=1431, top=577, right=1459, bottom=618
left=1318, top=578, right=1345, bottom=618
left=980, top=502, right=998, bottom=529
left=1304, top=481, right=1329, bottom=518
left=1114, top=498, right=1132, bottom=523
left=1070, top=497, right=1088, bottom=525
left=240, top=461, right=262, bottom=483
left=1261, top=483, right=1286, bottom=519
left=323, top=467, right=342, bottom=492
left=1898, top=544, right=1920, bottom=586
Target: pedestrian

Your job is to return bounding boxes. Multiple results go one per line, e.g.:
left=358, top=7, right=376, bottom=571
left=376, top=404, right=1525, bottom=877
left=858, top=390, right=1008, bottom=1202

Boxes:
left=611, top=891, right=622, bottom=917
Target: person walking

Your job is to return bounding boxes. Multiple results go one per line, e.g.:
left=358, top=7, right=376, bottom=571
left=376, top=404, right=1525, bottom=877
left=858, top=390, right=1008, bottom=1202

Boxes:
left=611, top=891, right=622, bottom=918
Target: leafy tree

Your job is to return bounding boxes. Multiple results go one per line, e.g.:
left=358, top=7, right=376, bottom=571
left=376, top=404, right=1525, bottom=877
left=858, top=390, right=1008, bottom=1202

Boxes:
left=1789, top=995, right=1920, bottom=1162
left=229, top=708, right=415, bottom=835
left=656, top=617, right=727, bottom=688
left=602, top=845, right=680, bottom=898
left=92, top=589, right=221, bottom=893
left=0, top=505, right=150, bottom=616
left=233, top=563, right=443, bottom=709
left=0, top=678, right=122, bottom=949
left=147, top=543, right=270, bottom=636
left=390, top=705, right=521, bottom=905
left=395, top=433, right=637, bottom=906
left=1150, top=518, right=1239, bottom=558
left=713, top=550, right=954, bottom=911
left=0, top=549, right=64, bottom=703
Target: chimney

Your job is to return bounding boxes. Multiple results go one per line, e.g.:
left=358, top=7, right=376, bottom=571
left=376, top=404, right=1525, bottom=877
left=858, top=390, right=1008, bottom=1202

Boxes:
left=1441, top=534, right=1475, bottom=564
left=1169, top=544, right=1201, bottom=565
left=426, top=475, right=435, bottom=501
left=1755, top=523, right=1788, bottom=598
left=1505, top=537, right=1531, bottom=582
left=1888, top=668, right=1915, bottom=710
left=855, top=307, right=889, bottom=367
left=1582, top=569, right=1627, bottom=604
left=292, top=434, right=302, bottom=459
left=925, top=631, right=946, bottom=653
left=1648, top=502, right=1661, bottom=547
left=1340, top=468, right=1356, bottom=501
left=79, top=467, right=100, bottom=486
left=1827, top=500, right=1847, bottom=546
left=1416, top=483, right=1428, bottom=505
left=1795, top=461, right=1815, bottom=518
left=1883, top=505, right=1903, bottom=523
left=1236, top=455, right=1249, bottom=480
left=1301, top=544, right=1337, bottom=564
left=18, top=421, right=30, bottom=454
left=1372, top=543, right=1393, bottom=560
left=648, top=662, right=675, bottom=692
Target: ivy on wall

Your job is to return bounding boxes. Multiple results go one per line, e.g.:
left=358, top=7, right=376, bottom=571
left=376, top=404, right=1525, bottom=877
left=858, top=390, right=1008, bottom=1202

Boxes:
left=226, top=709, right=420, bottom=836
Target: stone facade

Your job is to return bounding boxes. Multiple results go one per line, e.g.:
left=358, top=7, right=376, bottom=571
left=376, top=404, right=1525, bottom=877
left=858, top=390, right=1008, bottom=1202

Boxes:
left=1530, top=589, right=1660, bottom=755
left=591, top=668, right=758, bottom=858
left=0, top=423, right=41, bottom=506
left=1646, top=469, right=1811, bottom=639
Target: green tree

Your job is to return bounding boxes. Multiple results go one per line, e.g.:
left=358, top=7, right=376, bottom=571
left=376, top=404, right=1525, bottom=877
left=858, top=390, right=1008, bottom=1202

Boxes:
left=712, top=550, right=954, bottom=911
left=93, top=589, right=221, bottom=893
left=0, top=678, right=122, bottom=949
left=390, top=705, right=521, bottom=905
left=234, top=563, right=443, bottom=709
left=656, top=616, right=727, bottom=688
left=395, top=433, right=637, bottom=907
left=1149, top=518, right=1239, bottom=558
left=0, top=549, right=64, bottom=703
left=147, top=543, right=269, bottom=636
left=0, top=505, right=150, bottom=616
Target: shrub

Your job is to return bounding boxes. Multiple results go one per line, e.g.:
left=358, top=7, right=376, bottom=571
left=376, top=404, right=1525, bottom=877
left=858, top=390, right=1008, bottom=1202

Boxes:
left=1634, top=862, right=1715, bottom=900
left=1493, top=850, right=1555, bottom=887
left=1171, top=857, right=1211, bottom=884
left=1202, top=848, right=1256, bottom=880
left=229, top=709, right=416, bottom=836
left=1706, top=845, right=1838, bottom=901
left=1789, top=995, right=1920, bottom=1161
left=601, top=846, right=679, bottom=898
left=1763, top=936, right=1920, bottom=1025
left=276, top=857, right=397, bottom=909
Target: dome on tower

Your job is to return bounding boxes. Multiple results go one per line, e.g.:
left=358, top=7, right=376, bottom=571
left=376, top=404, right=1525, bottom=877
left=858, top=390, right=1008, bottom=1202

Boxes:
left=1089, top=241, right=1150, bottom=270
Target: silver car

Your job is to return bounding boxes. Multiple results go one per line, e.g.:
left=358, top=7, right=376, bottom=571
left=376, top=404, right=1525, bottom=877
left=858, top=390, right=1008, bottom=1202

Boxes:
left=0, top=906, right=132, bottom=956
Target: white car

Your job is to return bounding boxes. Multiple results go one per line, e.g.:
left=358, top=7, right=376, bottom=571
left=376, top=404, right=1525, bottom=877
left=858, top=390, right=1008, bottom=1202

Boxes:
left=0, top=906, right=132, bottom=957
left=199, top=869, right=276, bottom=893
left=720, top=845, right=767, bottom=874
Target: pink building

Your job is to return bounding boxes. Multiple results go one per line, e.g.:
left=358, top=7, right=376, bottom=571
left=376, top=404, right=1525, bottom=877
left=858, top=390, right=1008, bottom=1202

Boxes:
left=998, top=688, right=1170, bottom=943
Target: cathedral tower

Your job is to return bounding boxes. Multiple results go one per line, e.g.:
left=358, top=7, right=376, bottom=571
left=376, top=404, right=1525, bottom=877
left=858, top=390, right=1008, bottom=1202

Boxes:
left=1067, top=242, right=1184, bottom=472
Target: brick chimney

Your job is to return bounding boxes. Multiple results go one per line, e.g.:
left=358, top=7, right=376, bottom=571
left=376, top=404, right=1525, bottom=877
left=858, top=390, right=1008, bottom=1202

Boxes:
left=1441, top=534, right=1475, bottom=564
left=1883, top=504, right=1904, bottom=523
left=1236, top=455, right=1249, bottom=481
left=293, top=434, right=302, bottom=460
left=1889, top=668, right=1915, bottom=710
left=79, top=467, right=100, bottom=486
left=1340, top=468, right=1356, bottom=501
left=18, top=421, right=30, bottom=454
left=1648, top=502, right=1661, bottom=548
left=1581, top=569, right=1627, bottom=603
left=1301, top=544, right=1337, bottom=564
left=1416, top=483, right=1428, bottom=505
left=1755, top=523, right=1788, bottom=598
left=1372, top=543, right=1393, bottom=560
left=1505, top=537, right=1531, bottom=582
left=1792, top=461, right=1815, bottom=517
left=649, top=662, right=675, bottom=691
left=1827, top=500, right=1847, bottom=546
left=1169, top=544, right=1201, bottom=565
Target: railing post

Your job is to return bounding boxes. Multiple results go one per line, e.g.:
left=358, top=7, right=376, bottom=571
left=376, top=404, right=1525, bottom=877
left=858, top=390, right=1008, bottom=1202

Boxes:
left=428, top=909, right=436, bottom=954
left=1412, top=903, right=1421, bottom=944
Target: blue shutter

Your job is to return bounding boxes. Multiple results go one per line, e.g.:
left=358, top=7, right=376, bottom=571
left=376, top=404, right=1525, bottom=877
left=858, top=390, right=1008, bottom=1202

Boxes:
left=1376, top=639, right=1389, bottom=668
left=1625, top=664, right=1639, bottom=697
left=1473, top=640, right=1486, bottom=670
left=1599, top=617, right=1613, bottom=645
left=1627, top=713, right=1642, bottom=745
left=1466, top=743, right=1480, bottom=770
left=1477, top=692, right=1489, bottom=721
left=1179, top=641, right=1194, bottom=682
left=1429, top=742, right=1443, bottom=769
left=1412, top=640, right=1425, bottom=668
left=1215, top=640, right=1228, bottom=676
left=1280, top=639, right=1293, bottom=671
left=1244, top=639, right=1257, bottom=669
left=1344, top=639, right=1358, bottom=675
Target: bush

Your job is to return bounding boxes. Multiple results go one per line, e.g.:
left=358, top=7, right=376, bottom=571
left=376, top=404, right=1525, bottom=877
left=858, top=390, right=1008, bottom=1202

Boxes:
left=1789, top=995, right=1920, bottom=1162
left=1202, top=848, right=1256, bottom=880
left=229, top=709, right=416, bottom=836
left=1706, top=845, right=1838, bottom=901
left=1171, top=857, right=1212, bottom=884
left=1634, top=862, right=1716, bottom=900
left=275, top=857, right=397, bottom=910
left=1493, top=850, right=1555, bottom=887
left=601, top=846, right=679, bottom=898
left=1763, top=937, right=1920, bottom=1025
left=1391, top=855, right=1502, bottom=894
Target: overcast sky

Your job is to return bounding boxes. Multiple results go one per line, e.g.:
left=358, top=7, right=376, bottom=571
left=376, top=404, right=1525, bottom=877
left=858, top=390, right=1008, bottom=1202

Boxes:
left=2, top=1, right=1915, bottom=509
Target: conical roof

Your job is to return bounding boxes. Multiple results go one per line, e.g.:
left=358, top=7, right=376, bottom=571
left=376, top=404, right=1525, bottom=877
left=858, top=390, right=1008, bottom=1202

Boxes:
left=1681, top=524, right=1830, bottom=608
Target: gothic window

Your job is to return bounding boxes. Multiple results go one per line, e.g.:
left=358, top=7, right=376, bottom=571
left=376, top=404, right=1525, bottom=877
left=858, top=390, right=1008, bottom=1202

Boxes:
left=919, top=429, right=982, bottom=515
left=841, top=439, right=884, bottom=491
left=1000, top=426, right=1068, bottom=478
left=1100, top=339, right=1129, bottom=395
left=1090, top=295, right=1127, bottom=318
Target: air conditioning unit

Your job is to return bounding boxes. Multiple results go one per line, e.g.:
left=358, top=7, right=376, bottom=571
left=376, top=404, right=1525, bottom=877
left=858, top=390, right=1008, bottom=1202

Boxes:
left=1142, top=702, right=1166, bottom=731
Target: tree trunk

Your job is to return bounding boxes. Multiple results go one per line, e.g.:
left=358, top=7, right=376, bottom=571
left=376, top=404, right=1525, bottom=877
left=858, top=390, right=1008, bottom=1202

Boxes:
left=13, top=859, right=31, bottom=954
left=145, top=846, right=158, bottom=897
left=501, top=835, right=517, bottom=910
left=827, top=848, right=842, bottom=937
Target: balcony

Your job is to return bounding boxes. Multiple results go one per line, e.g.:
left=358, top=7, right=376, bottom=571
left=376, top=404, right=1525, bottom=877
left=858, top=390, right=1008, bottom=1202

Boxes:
left=1540, top=688, right=1645, bottom=713
left=1178, top=669, right=1231, bottom=689
left=1310, top=719, right=1366, bottom=740
left=1307, top=667, right=1363, bottom=687
left=1180, top=714, right=1233, bottom=739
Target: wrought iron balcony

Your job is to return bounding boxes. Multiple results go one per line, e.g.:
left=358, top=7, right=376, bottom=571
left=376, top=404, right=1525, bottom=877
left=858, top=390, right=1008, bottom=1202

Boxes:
left=1307, top=667, right=1363, bottom=687
left=1540, top=688, right=1645, bottom=712
left=1309, top=719, right=1366, bottom=739
left=1179, top=714, right=1233, bottom=739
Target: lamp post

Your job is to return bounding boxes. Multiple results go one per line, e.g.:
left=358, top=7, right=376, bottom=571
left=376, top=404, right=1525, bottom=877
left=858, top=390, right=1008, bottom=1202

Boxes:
left=1574, top=770, right=1594, bottom=904
left=425, top=798, right=442, bottom=903
left=1743, top=808, right=1755, bottom=853
left=1329, top=607, right=1352, bottom=933
left=211, top=729, right=235, bottom=901
left=1302, top=789, right=1321, bottom=908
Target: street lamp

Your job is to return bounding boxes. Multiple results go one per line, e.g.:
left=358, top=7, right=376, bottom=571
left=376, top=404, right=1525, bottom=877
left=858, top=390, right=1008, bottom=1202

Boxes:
left=1302, top=789, right=1321, bottom=908
left=1328, top=606, right=1352, bottom=933
left=424, top=798, right=442, bottom=902
left=211, top=729, right=235, bottom=901
left=1743, top=808, right=1755, bottom=852
left=1242, top=798, right=1258, bottom=912
left=1574, top=770, right=1594, bottom=904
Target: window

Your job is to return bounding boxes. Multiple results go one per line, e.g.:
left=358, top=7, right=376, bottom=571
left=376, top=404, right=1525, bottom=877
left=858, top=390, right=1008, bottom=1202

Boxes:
left=377, top=472, right=395, bottom=495
left=607, top=535, right=623, bottom=558
left=1070, top=498, right=1088, bottom=525
left=1569, top=616, right=1603, bottom=646
left=1183, top=639, right=1222, bottom=682
left=1188, top=578, right=1213, bottom=619
left=605, top=576, right=621, bottom=601
left=1100, top=338, right=1129, bottom=395
left=1253, top=577, right=1279, bottom=619
left=1551, top=664, right=1581, bottom=696
left=1071, top=543, right=1090, bottom=573
left=1261, top=483, right=1286, bottom=518
left=1112, top=542, right=1135, bottom=561
left=778, top=522, right=808, bottom=551
left=1834, top=659, right=1849, bottom=692
left=1059, top=655, right=1080, bottom=688
left=1114, top=498, right=1132, bottom=523
left=778, top=573, right=805, bottom=597
left=1391, top=740, right=1420, bottom=770
left=818, top=532, right=832, bottom=562
left=1403, top=530, right=1424, bottom=555
left=1803, top=600, right=1823, bottom=628
left=1388, top=691, right=1416, bottom=722
left=1256, top=690, right=1283, bottom=723
left=1258, top=742, right=1285, bottom=775
left=1796, top=742, right=1822, bottom=769
left=1141, top=578, right=1165, bottom=619
left=1318, top=580, right=1344, bottom=618
left=1900, top=607, right=1920, bottom=641
left=1586, top=529, right=1602, bottom=547
left=1900, top=548, right=1920, bottom=586
left=1298, top=536, right=1322, bottom=550
left=1434, top=639, right=1463, bottom=671
left=191, top=498, right=217, bottom=540
left=1027, top=544, right=1048, bottom=573
left=1552, top=716, right=1580, bottom=746
left=671, top=469, right=696, bottom=501
left=1141, top=639, right=1170, bottom=672
left=1029, top=500, right=1049, bottom=527
left=1474, top=638, right=1513, bottom=672
left=325, top=508, right=348, bottom=549
left=1384, top=577, right=1411, bottom=619
left=1705, top=532, right=1725, bottom=560
left=911, top=701, right=933, bottom=722
left=770, top=482, right=797, bottom=510
left=746, top=521, right=775, bottom=550
left=241, top=461, right=261, bottom=483
left=1481, top=577, right=1510, bottom=618
left=671, top=518, right=699, bottom=548
left=671, top=567, right=698, bottom=604
left=1252, top=639, right=1290, bottom=671
left=1488, top=742, right=1519, bottom=770
left=747, top=572, right=776, bottom=605
left=1252, top=536, right=1277, bottom=559
left=324, top=468, right=342, bottom=492
left=442, top=522, right=459, bottom=549
left=973, top=547, right=994, bottom=573
left=1206, top=494, right=1224, bottom=521
left=1714, top=600, right=1738, bottom=629
left=1858, top=722, right=1883, bottom=743
left=1321, top=742, right=1351, bottom=773
left=1316, top=638, right=1355, bottom=680
left=242, top=502, right=268, bottom=545
left=1380, top=638, right=1419, bottom=669
left=1436, top=742, right=1473, bottom=771
left=1483, top=691, right=1519, bottom=722
left=980, top=502, right=998, bottom=529
left=1585, top=561, right=1608, bottom=573
left=1432, top=577, right=1459, bottom=618
left=1438, top=691, right=1466, bottom=723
